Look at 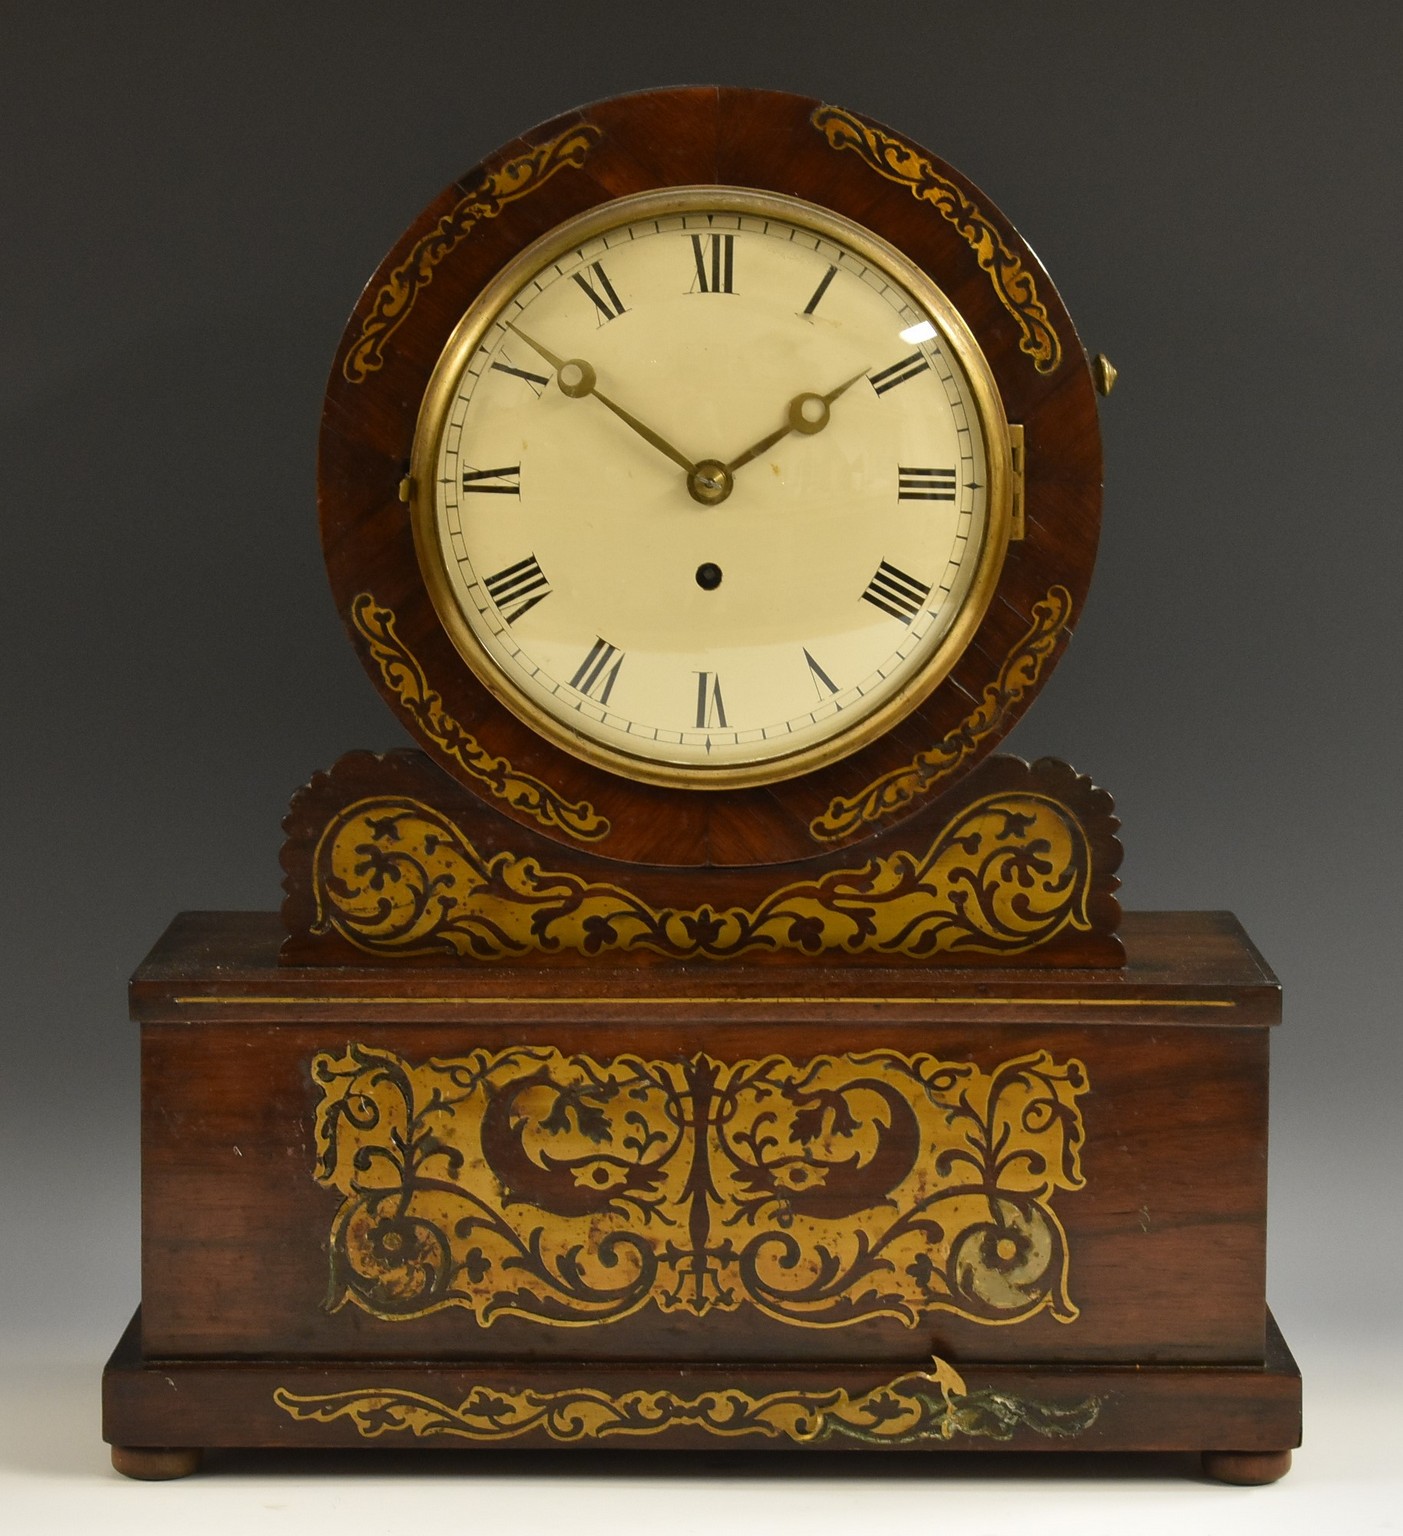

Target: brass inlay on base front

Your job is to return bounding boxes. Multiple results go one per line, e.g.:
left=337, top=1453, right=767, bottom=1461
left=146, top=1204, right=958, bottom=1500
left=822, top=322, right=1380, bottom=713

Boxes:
left=312, top=1043, right=1088, bottom=1331
left=273, top=1358, right=1102, bottom=1446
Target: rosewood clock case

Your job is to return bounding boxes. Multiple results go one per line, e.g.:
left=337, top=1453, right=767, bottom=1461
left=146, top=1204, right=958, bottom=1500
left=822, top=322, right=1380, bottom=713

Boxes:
left=101, top=87, right=1299, bottom=1486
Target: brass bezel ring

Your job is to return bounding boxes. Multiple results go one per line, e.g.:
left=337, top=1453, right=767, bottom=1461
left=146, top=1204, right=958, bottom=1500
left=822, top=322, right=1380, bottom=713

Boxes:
left=409, top=185, right=1013, bottom=791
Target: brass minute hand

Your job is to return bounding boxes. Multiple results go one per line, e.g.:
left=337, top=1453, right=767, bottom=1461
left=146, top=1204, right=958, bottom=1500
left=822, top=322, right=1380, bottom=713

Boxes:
left=724, top=368, right=870, bottom=475
left=507, top=323, right=697, bottom=475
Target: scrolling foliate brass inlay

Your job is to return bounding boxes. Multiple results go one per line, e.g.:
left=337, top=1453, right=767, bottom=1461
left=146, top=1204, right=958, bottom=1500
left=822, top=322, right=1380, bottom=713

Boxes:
left=273, top=1358, right=1102, bottom=1446
left=313, top=783, right=1093, bottom=961
left=812, top=105, right=1062, bottom=375
left=342, top=123, right=602, bottom=383
left=311, top=1043, right=1088, bottom=1330
left=811, top=587, right=1074, bottom=842
left=349, top=594, right=609, bottom=841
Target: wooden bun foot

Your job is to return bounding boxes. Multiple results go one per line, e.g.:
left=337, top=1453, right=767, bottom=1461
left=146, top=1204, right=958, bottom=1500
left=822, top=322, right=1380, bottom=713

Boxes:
left=110, top=1445, right=203, bottom=1480
left=1202, top=1448, right=1292, bottom=1485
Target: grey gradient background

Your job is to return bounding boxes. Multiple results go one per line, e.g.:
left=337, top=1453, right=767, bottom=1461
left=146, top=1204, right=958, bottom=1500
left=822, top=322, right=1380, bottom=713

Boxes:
left=3, top=1, right=1400, bottom=1526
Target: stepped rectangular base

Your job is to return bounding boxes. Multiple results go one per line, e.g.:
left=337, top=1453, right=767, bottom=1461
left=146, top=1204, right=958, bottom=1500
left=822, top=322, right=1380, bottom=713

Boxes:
left=108, top=909, right=1300, bottom=1484
left=103, top=1306, right=1300, bottom=1472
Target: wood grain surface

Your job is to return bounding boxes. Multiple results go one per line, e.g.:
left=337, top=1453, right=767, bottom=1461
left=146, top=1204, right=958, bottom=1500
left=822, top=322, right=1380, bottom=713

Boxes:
left=318, top=87, right=1103, bottom=865
left=132, top=909, right=1275, bottom=1366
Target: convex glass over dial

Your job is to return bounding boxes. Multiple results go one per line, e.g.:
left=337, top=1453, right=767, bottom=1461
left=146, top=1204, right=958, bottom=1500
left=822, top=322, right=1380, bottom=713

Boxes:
left=410, top=187, right=1014, bottom=788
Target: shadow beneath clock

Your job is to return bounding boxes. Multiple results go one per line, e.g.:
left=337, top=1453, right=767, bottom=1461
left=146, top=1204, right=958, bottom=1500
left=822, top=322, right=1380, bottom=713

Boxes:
left=205, top=1444, right=1206, bottom=1485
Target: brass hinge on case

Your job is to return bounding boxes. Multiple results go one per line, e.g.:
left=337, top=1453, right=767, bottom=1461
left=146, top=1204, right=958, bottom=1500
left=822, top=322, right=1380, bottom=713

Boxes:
left=1010, top=424, right=1026, bottom=541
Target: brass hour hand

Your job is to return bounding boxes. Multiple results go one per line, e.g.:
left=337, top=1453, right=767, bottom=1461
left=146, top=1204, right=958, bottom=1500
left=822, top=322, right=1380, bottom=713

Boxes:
left=506, top=323, right=698, bottom=476
left=724, top=368, right=870, bottom=475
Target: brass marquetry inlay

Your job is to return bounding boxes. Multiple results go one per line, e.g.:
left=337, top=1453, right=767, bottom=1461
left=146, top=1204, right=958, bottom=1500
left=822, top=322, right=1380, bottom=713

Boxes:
left=812, top=105, right=1062, bottom=375
left=273, top=1358, right=1102, bottom=1447
left=348, top=593, right=609, bottom=841
left=313, top=783, right=1094, bottom=961
left=810, top=586, right=1074, bottom=842
left=311, top=1043, right=1088, bottom=1330
left=342, top=124, right=602, bottom=383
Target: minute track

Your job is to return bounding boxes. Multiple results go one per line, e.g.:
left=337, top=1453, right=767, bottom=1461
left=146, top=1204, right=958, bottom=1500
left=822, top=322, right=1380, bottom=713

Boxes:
left=417, top=186, right=1009, bottom=786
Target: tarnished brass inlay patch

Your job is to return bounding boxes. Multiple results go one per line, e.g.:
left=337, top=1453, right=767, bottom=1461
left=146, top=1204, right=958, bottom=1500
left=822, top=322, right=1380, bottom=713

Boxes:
left=273, top=1358, right=1102, bottom=1446
left=342, top=124, right=602, bottom=383
left=311, top=1044, right=1088, bottom=1330
left=313, top=780, right=1093, bottom=962
left=812, top=105, right=1062, bottom=375
left=810, top=587, right=1074, bottom=842
left=348, top=593, right=609, bottom=842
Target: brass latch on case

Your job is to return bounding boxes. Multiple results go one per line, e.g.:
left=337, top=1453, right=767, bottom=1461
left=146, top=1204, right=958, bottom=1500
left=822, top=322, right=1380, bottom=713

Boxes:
left=1010, top=424, right=1025, bottom=541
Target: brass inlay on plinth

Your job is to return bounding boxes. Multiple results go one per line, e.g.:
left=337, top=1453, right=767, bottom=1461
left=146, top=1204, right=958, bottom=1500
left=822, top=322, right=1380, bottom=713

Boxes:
left=273, top=1357, right=1102, bottom=1446
left=313, top=782, right=1093, bottom=962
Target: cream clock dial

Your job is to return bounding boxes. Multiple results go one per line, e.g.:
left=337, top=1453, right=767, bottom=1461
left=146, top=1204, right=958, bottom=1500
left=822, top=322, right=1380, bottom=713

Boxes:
left=410, top=187, right=1013, bottom=788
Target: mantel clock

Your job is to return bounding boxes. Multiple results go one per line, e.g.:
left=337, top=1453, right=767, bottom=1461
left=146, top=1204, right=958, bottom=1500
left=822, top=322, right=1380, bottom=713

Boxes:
left=102, top=87, right=1299, bottom=1486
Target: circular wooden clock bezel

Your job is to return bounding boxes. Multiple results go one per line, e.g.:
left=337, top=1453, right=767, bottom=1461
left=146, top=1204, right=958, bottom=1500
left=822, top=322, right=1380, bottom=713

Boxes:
left=318, top=86, right=1102, bottom=869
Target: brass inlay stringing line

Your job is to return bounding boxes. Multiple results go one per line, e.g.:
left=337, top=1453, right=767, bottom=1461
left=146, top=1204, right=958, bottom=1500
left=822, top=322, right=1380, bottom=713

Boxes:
left=173, top=994, right=1236, bottom=1008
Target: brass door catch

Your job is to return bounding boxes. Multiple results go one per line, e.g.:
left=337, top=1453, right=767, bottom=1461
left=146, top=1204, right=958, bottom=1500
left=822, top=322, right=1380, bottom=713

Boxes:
left=1010, top=423, right=1026, bottom=541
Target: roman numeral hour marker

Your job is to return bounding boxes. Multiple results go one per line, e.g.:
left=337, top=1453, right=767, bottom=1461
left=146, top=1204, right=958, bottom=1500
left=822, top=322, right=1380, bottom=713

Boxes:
left=695, top=672, right=727, bottom=728
left=461, top=464, right=521, bottom=495
left=898, top=466, right=957, bottom=501
left=869, top=352, right=931, bottom=396
left=803, top=648, right=839, bottom=698
left=572, top=261, right=626, bottom=323
left=483, top=554, right=550, bottom=624
left=802, top=264, right=837, bottom=316
left=570, top=638, right=624, bottom=704
left=861, top=560, right=932, bottom=624
left=690, top=233, right=735, bottom=294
